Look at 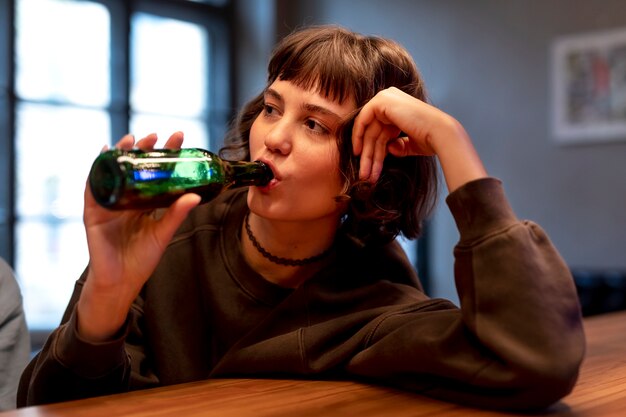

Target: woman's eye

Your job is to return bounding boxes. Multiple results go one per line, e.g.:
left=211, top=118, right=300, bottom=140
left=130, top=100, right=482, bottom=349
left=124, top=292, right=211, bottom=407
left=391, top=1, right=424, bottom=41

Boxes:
left=305, top=119, right=330, bottom=135
left=263, top=104, right=275, bottom=115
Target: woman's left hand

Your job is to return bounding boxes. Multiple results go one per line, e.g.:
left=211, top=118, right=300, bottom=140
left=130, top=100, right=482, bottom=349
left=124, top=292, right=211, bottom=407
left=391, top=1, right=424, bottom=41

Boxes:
left=351, top=87, right=487, bottom=192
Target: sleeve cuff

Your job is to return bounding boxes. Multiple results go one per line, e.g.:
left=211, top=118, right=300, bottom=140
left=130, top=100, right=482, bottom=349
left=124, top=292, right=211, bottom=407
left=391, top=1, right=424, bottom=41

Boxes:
left=54, top=307, right=129, bottom=378
left=445, top=177, right=518, bottom=245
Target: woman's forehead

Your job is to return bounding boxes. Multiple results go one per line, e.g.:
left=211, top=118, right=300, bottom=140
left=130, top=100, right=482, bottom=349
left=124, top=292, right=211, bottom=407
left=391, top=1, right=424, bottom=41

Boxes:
left=268, top=79, right=357, bottom=116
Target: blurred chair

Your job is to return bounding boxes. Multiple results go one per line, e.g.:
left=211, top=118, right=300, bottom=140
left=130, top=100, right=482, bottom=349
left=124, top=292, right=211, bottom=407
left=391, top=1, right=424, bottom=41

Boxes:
left=572, top=268, right=626, bottom=316
left=0, top=257, right=30, bottom=410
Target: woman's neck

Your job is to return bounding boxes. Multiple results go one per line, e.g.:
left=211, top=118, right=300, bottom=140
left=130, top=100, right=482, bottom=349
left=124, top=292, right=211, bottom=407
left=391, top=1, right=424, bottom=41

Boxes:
left=241, top=212, right=338, bottom=288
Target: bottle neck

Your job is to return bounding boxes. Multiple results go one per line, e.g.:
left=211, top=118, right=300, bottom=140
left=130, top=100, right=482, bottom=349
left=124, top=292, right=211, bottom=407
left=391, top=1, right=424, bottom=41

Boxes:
left=229, top=161, right=273, bottom=187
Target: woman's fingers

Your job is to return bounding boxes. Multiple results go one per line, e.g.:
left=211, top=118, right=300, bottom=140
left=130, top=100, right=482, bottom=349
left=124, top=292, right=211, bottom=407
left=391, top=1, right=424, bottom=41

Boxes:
left=353, top=87, right=442, bottom=182
left=114, top=131, right=185, bottom=152
left=387, top=136, right=411, bottom=157
left=370, top=130, right=393, bottom=182
left=355, top=117, right=401, bottom=182
left=115, top=133, right=136, bottom=150
left=164, top=131, right=185, bottom=149
left=109, top=131, right=186, bottom=154
left=357, top=123, right=378, bottom=180
left=136, top=133, right=159, bottom=151
left=353, top=89, right=406, bottom=182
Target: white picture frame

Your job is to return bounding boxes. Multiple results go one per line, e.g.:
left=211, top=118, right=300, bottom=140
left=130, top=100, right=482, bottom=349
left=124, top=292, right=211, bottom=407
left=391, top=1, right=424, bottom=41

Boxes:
left=551, top=27, right=626, bottom=144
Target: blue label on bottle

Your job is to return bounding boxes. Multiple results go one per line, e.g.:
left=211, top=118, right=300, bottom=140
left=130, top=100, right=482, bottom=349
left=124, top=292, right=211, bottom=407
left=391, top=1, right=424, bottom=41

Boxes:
left=135, top=170, right=172, bottom=181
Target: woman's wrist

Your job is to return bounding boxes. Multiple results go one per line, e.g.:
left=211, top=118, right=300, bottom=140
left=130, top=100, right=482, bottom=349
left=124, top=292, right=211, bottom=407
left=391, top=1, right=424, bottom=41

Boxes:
left=429, top=114, right=488, bottom=193
left=76, top=276, right=133, bottom=343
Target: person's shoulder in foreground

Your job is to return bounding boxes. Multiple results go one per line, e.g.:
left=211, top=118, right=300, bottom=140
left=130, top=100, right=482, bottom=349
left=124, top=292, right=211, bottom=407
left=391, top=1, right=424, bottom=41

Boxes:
left=0, top=258, right=31, bottom=411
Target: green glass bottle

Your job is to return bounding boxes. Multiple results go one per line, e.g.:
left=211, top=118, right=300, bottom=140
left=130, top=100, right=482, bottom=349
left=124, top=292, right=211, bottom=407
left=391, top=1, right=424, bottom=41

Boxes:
left=88, top=148, right=273, bottom=210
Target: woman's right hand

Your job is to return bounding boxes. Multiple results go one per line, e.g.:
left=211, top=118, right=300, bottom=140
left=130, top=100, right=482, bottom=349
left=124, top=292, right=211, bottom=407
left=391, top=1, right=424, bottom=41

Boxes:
left=76, top=132, right=201, bottom=342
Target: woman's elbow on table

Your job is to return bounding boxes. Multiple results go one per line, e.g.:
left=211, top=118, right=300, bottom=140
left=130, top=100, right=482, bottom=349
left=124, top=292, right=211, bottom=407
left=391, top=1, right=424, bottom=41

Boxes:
left=510, top=349, right=584, bottom=410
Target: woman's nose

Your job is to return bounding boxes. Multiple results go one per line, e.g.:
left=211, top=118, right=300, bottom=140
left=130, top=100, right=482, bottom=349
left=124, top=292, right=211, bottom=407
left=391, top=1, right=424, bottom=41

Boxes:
left=264, top=119, right=292, bottom=155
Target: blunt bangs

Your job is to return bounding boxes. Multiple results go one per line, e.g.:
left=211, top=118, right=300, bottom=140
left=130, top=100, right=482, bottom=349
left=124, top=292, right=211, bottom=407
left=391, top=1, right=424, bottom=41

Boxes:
left=267, top=27, right=369, bottom=105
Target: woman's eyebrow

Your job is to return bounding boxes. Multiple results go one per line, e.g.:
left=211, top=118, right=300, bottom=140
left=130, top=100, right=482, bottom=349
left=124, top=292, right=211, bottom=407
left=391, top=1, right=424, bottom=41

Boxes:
left=265, top=87, right=342, bottom=121
left=302, top=103, right=341, bottom=121
left=264, top=88, right=283, bottom=104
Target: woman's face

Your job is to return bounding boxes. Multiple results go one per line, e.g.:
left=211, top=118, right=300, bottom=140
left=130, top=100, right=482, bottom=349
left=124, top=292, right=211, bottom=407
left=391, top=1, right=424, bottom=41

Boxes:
left=247, top=79, right=356, bottom=223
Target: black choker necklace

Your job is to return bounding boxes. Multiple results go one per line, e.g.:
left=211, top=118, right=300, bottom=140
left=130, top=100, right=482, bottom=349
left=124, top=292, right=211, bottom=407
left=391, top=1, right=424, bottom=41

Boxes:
left=244, top=213, right=333, bottom=267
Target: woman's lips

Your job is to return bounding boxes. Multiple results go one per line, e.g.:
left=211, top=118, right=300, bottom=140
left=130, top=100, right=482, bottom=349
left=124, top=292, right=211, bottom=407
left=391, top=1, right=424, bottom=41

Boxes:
left=259, top=178, right=279, bottom=192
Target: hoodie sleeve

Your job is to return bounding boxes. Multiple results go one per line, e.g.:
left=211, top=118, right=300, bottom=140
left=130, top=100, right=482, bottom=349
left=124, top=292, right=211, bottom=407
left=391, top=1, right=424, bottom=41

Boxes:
left=17, top=271, right=158, bottom=406
left=345, top=177, right=585, bottom=411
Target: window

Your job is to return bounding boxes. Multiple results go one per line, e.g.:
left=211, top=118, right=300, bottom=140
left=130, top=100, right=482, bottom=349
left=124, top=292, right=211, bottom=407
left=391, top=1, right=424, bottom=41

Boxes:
left=130, top=12, right=209, bottom=148
left=0, top=0, right=232, bottom=337
left=14, top=0, right=112, bottom=332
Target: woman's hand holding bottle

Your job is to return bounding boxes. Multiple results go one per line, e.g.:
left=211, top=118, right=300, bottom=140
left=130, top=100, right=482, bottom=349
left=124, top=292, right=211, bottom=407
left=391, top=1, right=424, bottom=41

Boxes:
left=352, top=87, right=487, bottom=192
left=77, top=132, right=201, bottom=343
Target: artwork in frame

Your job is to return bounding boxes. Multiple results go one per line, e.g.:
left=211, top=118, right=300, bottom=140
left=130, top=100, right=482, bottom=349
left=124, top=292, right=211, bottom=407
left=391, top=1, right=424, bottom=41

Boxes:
left=551, top=27, right=626, bottom=144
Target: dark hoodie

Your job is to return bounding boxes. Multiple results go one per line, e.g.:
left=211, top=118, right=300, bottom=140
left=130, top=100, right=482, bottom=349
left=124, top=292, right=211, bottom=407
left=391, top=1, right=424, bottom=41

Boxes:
left=18, top=178, right=585, bottom=411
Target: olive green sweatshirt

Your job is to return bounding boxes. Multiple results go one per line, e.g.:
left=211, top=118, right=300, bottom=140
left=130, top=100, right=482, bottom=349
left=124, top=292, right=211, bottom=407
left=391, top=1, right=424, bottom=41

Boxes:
left=18, top=178, right=585, bottom=411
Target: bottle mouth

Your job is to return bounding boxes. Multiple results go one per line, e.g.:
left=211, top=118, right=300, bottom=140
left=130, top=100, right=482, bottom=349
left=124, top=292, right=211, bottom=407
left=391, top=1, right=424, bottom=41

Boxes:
left=255, top=160, right=274, bottom=185
left=89, top=153, right=124, bottom=207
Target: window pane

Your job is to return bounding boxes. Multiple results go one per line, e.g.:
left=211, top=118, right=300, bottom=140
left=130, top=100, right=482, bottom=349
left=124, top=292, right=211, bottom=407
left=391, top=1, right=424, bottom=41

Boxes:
left=17, top=220, right=88, bottom=329
left=130, top=114, right=209, bottom=149
left=15, top=0, right=110, bottom=106
left=16, top=103, right=110, bottom=329
left=16, top=104, right=109, bottom=218
left=131, top=13, right=209, bottom=117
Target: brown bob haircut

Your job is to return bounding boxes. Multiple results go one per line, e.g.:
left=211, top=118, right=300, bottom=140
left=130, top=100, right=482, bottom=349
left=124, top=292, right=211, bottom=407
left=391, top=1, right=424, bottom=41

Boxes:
left=220, top=25, right=438, bottom=245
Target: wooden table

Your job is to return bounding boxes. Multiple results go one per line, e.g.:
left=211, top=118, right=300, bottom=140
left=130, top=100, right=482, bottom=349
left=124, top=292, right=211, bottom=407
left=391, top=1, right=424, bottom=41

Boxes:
left=3, top=311, right=626, bottom=417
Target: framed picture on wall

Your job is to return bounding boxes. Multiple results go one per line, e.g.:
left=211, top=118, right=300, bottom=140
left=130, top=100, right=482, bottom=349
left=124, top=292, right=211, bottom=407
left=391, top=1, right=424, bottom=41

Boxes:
left=551, top=27, right=626, bottom=144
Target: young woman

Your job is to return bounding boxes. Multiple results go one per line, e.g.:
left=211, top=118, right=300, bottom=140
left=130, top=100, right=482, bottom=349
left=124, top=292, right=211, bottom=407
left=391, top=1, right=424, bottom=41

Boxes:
left=18, top=25, right=584, bottom=411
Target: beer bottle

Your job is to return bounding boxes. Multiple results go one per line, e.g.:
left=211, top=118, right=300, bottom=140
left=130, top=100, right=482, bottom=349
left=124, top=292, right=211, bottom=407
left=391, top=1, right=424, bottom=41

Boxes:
left=88, top=148, right=273, bottom=210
